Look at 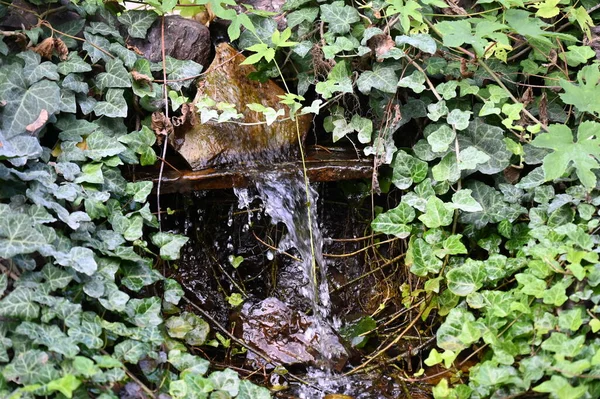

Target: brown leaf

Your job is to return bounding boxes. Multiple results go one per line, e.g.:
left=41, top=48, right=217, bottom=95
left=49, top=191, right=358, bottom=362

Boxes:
left=172, top=103, right=199, bottom=128
left=31, top=37, right=55, bottom=59
left=520, top=87, right=534, bottom=107
left=539, top=91, right=548, bottom=127
left=151, top=111, right=174, bottom=146
left=131, top=70, right=153, bottom=86
left=26, top=109, right=49, bottom=133
left=127, top=44, right=145, bottom=56
left=54, top=38, right=68, bottom=61
left=503, top=166, right=521, bottom=184
left=367, top=34, right=396, bottom=62
left=442, top=0, right=467, bottom=15
left=460, top=58, right=474, bottom=78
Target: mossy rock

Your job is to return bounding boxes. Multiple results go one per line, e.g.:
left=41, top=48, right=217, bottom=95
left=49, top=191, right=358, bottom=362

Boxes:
left=171, top=42, right=311, bottom=170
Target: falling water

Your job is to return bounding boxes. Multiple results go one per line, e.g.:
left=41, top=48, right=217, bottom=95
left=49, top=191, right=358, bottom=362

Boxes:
left=234, top=166, right=331, bottom=318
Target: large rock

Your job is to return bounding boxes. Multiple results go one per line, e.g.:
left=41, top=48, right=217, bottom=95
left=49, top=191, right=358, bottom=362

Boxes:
left=170, top=42, right=311, bottom=170
left=128, top=15, right=212, bottom=68
left=240, top=297, right=348, bottom=371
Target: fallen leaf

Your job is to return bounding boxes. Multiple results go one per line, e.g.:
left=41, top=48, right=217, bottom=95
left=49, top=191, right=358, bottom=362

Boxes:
left=31, top=37, right=55, bottom=59
left=26, top=109, right=49, bottom=133
left=54, top=38, right=68, bottom=61
left=131, top=70, right=153, bottom=86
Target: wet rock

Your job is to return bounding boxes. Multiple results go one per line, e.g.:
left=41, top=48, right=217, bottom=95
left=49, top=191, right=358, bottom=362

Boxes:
left=240, top=297, right=348, bottom=371
left=128, top=15, right=212, bottom=67
left=172, top=42, right=311, bottom=170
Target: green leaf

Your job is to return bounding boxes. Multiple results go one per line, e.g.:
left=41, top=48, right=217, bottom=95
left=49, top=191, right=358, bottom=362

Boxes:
left=371, top=203, right=414, bottom=238
left=208, top=369, right=239, bottom=397
left=560, top=45, right=595, bottom=67
left=114, top=339, right=150, bottom=364
left=533, top=375, right=587, bottom=399
left=427, top=124, right=455, bottom=153
left=117, top=10, right=157, bottom=39
left=127, top=297, right=162, bottom=327
left=541, top=332, right=585, bottom=357
left=2, top=349, right=59, bottom=385
left=55, top=246, right=98, bottom=276
left=458, top=146, right=490, bottom=170
left=436, top=308, right=479, bottom=351
left=82, top=32, right=112, bottom=63
left=408, top=237, right=443, bottom=276
left=0, top=70, right=60, bottom=138
left=168, top=349, right=210, bottom=375
left=86, top=131, right=128, bottom=161
left=57, top=53, right=92, bottom=75
left=398, top=70, right=426, bottom=94
left=419, top=197, right=454, bottom=228
left=357, top=65, right=398, bottom=94
left=0, top=213, right=47, bottom=258
left=126, top=181, right=153, bottom=203
left=447, top=261, right=485, bottom=296
left=559, top=64, right=600, bottom=116
left=95, top=89, right=128, bottom=118
left=395, top=34, right=436, bottom=54
left=151, top=232, right=189, bottom=260
left=237, top=380, right=270, bottom=399
left=166, top=312, right=210, bottom=346
left=447, top=109, right=471, bottom=131
left=96, top=59, right=131, bottom=90
left=320, top=1, right=360, bottom=34
left=0, top=287, right=39, bottom=320
left=391, top=150, right=428, bottom=189
left=451, top=189, right=483, bottom=212
left=532, top=122, right=600, bottom=188
left=427, top=100, right=449, bottom=122
left=41, top=264, right=73, bottom=291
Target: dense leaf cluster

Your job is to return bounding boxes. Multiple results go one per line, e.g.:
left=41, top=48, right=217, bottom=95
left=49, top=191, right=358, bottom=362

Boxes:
left=231, top=0, right=600, bottom=397
left=0, top=1, right=269, bottom=398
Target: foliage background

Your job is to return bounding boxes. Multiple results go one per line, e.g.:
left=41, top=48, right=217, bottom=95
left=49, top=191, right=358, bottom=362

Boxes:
left=2, top=0, right=600, bottom=398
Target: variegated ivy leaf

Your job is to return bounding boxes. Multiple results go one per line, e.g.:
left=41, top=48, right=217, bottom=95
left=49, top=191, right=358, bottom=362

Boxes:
left=164, top=279, right=184, bottom=305
left=151, top=232, right=189, bottom=260
left=287, top=7, right=319, bottom=28
left=427, top=124, right=455, bottom=153
left=209, top=369, right=240, bottom=397
left=371, top=202, right=415, bottom=238
left=117, top=10, right=157, bottom=39
left=427, top=100, right=449, bottom=121
left=114, top=339, right=151, bottom=364
left=85, top=131, right=128, bottom=161
left=41, top=264, right=73, bottom=291
left=446, top=261, right=485, bottom=296
left=126, top=297, right=162, bottom=328
left=458, top=146, right=490, bottom=170
left=15, top=321, right=80, bottom=358
left=315, top=61, right=353, bottom=99
left=0, top=67, right=60, bottom=139
left=447, top=109, right=471, bottom=130
left=0, top=287, right=40, bottom=320
left=238, top=379, right=271, bottom=399
left=432, top=152, right=460, bottom=183
left=18, top=51, right=59, bottom=85
left=87, top=21, right=121, bottom=38
left=320, top=1, right=360, bottom=34
left=2, top=349, right=59, bottom=385
left=398, top=70, right=426, bottom=94
left=451, top=189, right=483, bottom=212
left=55, top=246, right=98, bottom=276
left=168, top=349, right=210, bottom=375
left=407, top=237, right=443, bottom=276
left=357, top=65, right=398, bottom=94
left=0, top=274, right=7, bottom=297
left=418, top=196, right=454, bottom=229
left=0, top=212, right=48, bottom=258
left=94, top=89, right=128, bottom=118
left=395, top=34, right=436, bottom=54
left=391, top=150, right=428, bottom=189
left=82, top=32, right=112, bottom=63
left=164, top=57, right=203, bottom=91
left=457, top=119, right=511, bottom=175
left=460, top=180, right=525, bottom=229
left=96, top=59, right=131, bottom=90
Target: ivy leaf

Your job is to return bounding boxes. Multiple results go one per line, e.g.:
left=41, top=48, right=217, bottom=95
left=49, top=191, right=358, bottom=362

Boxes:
left=533, top=375, right=587, bottom=399
left=458, top=146, right=490, bottom=170
left=127, top=297, right=162, bottom=328
left=164, top=279, right=184, bottom=305
left=395, top=34, right=436, bottom=54
left=531, top=122, right=600, bottom=189
left=391, top=150, right=428, bottom=189
left=534, top=0, right=560, bottom=18
left=320, top=1, right=360, bottom=34
left=168, top=349, right=210, bottom=375
left=458, top=119, right=512, bottom=175
left=114, top=339, right=150, bottom=364
left=208, top=369, right=240, bottom=396
left=46, top=374, right=82, bottom=398
left=238, top=380, right=271, bottom=399
left=0, top=213, right=48, bottom=258
left=0, top=68, right=60, bottom=138
left=82, top=32, right=112, bottom=63
left=447, top=109, right=471, bottom=131
left=57, top=53, right=92, bottom=75
left=96, top=59, right=131, bottom=90
left=357, top=65, right=398, bottom=94
left=447, top=261, right=485, bottom=296
left=419, top=197, right=454, bottom=228
left=560, top=45, right=595, bottom=67
left=41, top=264, right=72, bottom=291
left=55, top=247, right=98, bottom=276
left=151, top=232, right=189, bottom=260
left=117, top=10, right=157, bottom=39
left=164, top=57, right=203, bottom=90
left=371, top=203, right=414, bottom=238
left=559, top=64, right=600, bottom=116
left=2, top=350, right=59, bottom=385
left=436, top=308, right=478, bottom=351
left=451, top=189, right=483, bottom=212
left=407, top=237, right=443, bottom=276
left=427, top=124, right=455, bottom=153
left=460, top=181, right=524, bottom=229
left=398, top=70, right=426, bottom=94
left=85, top=131, right=128, bottom=161
left=95, top=89, right=128, bottom=118
left=126, top=181, right=153, bottom=203
left=0, top=287, right=39, bottom=320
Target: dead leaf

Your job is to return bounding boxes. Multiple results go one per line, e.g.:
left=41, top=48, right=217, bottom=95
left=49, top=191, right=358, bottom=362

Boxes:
left=54, top=38, right=68, bottom=61
left=31, top=37, right=55, bottom=59
left=127, top=44, right=145, bottom=56
left=503, top=166, right=521, bottom=184
left=131, top=70, right=153, bottom=86
left=367, top=34, right=396, bottom=62
left=151, top=111, right=174, bottom=146
left=442, top=0, right=467, bottom=15
left=460, top=58, right=474, bottom=78
left=539, top=92, right=548, bottom=127
left=26, top=109, right=48, bottom=133
left=520, top=87, right=534, bottom=107
left=171, top=103, right=199, bottom=128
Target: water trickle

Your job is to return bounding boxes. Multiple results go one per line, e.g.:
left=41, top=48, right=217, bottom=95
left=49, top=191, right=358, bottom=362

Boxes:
left=251, top=167, right=330, bottom=319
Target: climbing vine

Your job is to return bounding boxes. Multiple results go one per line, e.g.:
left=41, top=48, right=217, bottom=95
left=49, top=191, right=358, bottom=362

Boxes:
left=0, top=1, right=269, bottom=398
left=3, top=0, right=600, bottom=397
left=231, top=0, right=600, bottom=397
